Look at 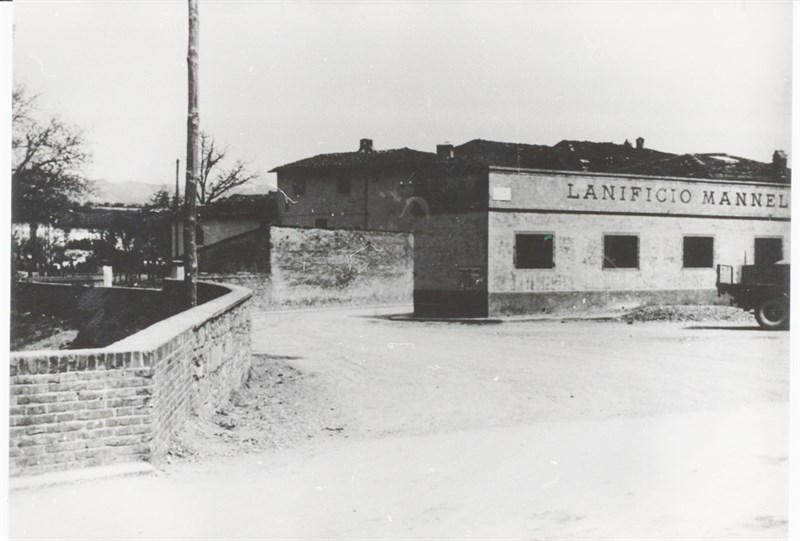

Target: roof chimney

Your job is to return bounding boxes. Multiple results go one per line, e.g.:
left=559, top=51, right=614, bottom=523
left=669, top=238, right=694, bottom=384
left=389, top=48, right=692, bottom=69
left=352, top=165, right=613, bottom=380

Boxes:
left=359, top=138, right=374, bottom=153
left=773, top=150, right=787, bottom=176
left=437, top=143, right=454, bottom=159
left=636, top=137, right=644, bottom=150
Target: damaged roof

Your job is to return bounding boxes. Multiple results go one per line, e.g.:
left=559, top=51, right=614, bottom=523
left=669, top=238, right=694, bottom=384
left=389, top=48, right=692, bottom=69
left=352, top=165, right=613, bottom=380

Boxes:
left=271, top=138, right=790, bottom=184
left=270, top=148, right=442, bottom=172
left=610, top=153, right=790, bottom=184
left=458, top=139, right=788, bottom=183
left=454, top=139, right=675, bottom=172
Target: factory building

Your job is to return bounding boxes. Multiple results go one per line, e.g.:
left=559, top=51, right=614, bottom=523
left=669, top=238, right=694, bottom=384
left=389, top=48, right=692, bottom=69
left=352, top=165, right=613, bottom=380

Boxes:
left=414, top=161, right=790, bottom=317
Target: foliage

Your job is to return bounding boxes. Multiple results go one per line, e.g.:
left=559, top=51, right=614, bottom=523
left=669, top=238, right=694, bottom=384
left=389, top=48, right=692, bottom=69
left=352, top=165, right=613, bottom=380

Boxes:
left=96, top=212, right=167, bottom=266
left=148, top=187, right=182, bottom=211
left=197, top=131, right=258, bottom=205
left=12, top=229, right=72, bottom=275
left=11, top=84, right=93, bottom=225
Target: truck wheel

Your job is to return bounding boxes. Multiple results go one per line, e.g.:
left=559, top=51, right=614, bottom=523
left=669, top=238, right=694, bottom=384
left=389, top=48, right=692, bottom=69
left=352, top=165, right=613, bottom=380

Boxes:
left=755, top=297, right=789, bottom=330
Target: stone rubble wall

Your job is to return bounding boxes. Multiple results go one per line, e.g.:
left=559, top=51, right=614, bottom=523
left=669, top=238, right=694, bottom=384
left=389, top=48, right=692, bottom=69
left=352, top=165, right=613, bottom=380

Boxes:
left=200, top=225, right=413, bottom=310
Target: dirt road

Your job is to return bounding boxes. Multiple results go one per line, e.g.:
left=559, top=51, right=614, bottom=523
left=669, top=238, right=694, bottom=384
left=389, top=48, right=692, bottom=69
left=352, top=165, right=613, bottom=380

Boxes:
left=9, top=306, right=790, bottom=540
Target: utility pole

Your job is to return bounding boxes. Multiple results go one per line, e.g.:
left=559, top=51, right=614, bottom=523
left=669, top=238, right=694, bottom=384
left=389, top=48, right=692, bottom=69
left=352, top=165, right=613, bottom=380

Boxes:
left=174, top=158, right=180, bottom=259
left=184, top=0, right=199, bottom=306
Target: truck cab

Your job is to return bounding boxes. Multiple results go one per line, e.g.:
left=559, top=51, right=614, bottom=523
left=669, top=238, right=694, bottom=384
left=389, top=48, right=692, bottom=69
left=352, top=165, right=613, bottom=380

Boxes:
left=716, top=260, right=790, bottom=329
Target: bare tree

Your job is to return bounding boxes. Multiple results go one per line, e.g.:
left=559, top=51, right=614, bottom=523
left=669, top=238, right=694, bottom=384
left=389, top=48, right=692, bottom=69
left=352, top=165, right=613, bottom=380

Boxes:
left=11, top=84, right=92, bottom=248
left=197, top=131, right=258, bottom=205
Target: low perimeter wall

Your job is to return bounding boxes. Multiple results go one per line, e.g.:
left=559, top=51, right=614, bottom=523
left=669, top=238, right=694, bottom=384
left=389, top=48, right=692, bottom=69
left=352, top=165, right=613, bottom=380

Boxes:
left=8, top=282, right=252, bottom=476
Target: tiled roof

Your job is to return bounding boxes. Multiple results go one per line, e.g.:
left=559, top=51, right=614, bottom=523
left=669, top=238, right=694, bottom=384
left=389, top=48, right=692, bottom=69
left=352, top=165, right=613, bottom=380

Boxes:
left=270, top=148, right=441, bottom=172
left=453, top=139, right=559, bottom=169
left=270, top=138, right=789, bottom=184
left=552, top=140, right=674, bottom=172
left=458, top=139, right=788, bottom=183
left=198, top=193, right=278, bottom=219
left=610, top=153, right=790, bottom=184
left=455, top=139, right=675, bottom=172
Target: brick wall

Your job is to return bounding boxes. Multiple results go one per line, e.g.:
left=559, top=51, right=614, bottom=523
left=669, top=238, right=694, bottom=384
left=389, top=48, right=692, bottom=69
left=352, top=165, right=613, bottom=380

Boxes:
left=9, top=357, right=154, bottom=474
left=8, top=282, right=252, bottom=477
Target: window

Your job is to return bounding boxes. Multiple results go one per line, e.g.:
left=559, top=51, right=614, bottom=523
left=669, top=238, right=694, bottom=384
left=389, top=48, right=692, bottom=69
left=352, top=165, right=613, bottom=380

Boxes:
left=195, top=224, right=205, bottom=246
left=603, top=235, right=638, bottom=269
left=515, top=233, right=554, bottom=269
left=755, top=237, right=783, bottom=265
left=337, top=176, right=351, bottom=195
left=314, top=218, right=328, bottom=228
left=292, top=179, right=306, bottom=197
left=683, top=236, right=714, bottom=268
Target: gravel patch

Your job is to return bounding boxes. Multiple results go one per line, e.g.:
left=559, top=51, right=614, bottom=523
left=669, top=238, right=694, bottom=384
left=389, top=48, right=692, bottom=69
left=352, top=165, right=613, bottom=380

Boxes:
left=617, top=305, right=754, bottom=324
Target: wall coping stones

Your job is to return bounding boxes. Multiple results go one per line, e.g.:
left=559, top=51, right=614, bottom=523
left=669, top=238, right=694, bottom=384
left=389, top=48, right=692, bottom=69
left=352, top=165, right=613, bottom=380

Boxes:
left=109, top=282, right=252, bottom=352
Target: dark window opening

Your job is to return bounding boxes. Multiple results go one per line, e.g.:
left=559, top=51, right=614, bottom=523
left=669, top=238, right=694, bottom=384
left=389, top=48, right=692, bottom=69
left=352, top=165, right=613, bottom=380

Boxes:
left=337, top=176, right=351, bottom=195
left=314, top=218, right=328, bottom=229
left=754, top=237, right=783, bottom=265
left=292, top=179, right=306, bottom=197
left=603, top=235, right=638, bottom=269
left=195, top=225, right=205, bottom=246
left=683, top=236, right=714, bottom=268
left=515, top=233, right=554, bottom=269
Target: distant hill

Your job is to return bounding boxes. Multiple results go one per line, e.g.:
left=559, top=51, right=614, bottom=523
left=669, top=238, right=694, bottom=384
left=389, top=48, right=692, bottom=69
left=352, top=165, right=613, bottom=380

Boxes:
left=226, top=177, right=277, bottom=197
left=85, top=179, right=164, bottom=206
left=84, top=177, right=276, bottom=206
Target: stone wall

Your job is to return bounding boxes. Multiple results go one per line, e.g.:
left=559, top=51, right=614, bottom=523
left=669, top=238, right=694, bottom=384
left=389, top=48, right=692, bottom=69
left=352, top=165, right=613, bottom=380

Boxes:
left=269, top=226, right=412, bottom=307
left=198, top=273, right=273, bottom=312
left=199, top=225, right=413, bottom=310
left=197, top=226, right=270, bottom=274
left=8, top=282, right=252, bottom=476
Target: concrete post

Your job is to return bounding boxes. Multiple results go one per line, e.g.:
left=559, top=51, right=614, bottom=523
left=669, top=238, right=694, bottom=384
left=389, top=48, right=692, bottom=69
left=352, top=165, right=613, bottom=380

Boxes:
left=102, top=266, right=113, bottom=287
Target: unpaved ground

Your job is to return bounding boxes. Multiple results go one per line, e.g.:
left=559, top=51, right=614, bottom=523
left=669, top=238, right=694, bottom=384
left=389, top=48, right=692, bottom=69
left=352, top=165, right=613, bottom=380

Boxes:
left=9, top=305, right=790, bottom=540
left=245, top=306, right=787, bottom=440
left=166, top=354, right=345, bottom=462
left=10, top=311, right=78, bottom=351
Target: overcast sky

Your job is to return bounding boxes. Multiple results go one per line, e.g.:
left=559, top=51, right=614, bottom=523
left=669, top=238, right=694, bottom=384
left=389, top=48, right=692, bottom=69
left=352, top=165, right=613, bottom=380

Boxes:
left=12, top=1, right=793, bottom=186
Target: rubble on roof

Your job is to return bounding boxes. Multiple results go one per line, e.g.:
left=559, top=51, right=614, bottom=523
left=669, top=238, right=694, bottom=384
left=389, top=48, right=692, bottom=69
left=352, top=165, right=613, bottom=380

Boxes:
left=270, top=137, right=790, bottom=184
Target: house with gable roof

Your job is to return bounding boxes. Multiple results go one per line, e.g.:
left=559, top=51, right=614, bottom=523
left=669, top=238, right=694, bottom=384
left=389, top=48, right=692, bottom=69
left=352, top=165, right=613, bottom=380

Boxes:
left=270, top=138, right=485, bottom=232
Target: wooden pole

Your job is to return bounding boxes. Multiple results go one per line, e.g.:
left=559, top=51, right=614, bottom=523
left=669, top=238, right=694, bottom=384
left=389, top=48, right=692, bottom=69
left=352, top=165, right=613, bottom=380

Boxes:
left=174, top=158, right=180, bottom=258
left=174, top=159, right=180, bottom=206
left=184, top=0, right=199, bottom=306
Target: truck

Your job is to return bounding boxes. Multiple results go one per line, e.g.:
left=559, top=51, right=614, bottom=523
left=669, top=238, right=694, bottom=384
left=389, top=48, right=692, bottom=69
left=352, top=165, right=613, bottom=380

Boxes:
left=716, top=260, right=790, bottom=330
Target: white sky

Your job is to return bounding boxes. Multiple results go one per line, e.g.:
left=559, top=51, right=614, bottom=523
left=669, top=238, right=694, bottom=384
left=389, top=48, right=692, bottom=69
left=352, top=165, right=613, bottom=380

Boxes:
left=11, top=1, right=793, bottom=186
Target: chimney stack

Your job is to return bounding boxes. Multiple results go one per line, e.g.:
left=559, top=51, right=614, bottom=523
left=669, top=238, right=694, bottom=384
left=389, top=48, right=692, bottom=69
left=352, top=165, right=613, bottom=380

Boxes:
left=359, top=138, right=374, bottom=153
left=636, top=137, right=644, bottom=150
left=437, top=143, right=454, bottom=159
left=772, top=150, right=787, bottom=178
